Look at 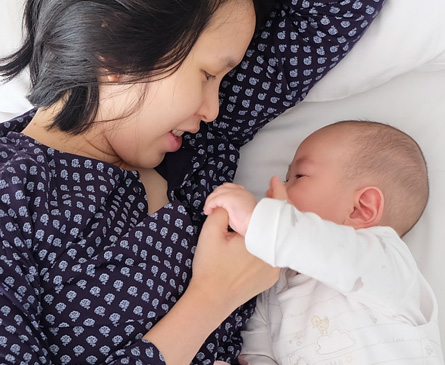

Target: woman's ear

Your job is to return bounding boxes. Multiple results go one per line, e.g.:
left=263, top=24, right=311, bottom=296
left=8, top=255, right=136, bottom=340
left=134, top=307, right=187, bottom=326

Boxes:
left=106, top=73, right=122, bottom=82
left=346, top=187, right=384, bottom=229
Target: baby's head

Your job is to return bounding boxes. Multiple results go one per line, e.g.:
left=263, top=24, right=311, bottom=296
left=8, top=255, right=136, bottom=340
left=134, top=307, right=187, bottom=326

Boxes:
left=283, top=120, right=428, bottom=236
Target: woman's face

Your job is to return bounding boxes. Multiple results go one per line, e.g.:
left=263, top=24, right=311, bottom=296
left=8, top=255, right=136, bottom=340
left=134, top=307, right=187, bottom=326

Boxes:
left=97, top=0, right=256, bottom=170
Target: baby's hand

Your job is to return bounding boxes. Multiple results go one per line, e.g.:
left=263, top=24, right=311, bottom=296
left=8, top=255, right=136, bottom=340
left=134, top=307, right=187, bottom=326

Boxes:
left=204, top=183, right=257, bottom=236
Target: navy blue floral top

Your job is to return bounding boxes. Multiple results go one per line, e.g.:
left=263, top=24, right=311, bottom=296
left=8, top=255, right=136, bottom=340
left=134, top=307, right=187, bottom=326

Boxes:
left=0, top=0, right=385, bottom=363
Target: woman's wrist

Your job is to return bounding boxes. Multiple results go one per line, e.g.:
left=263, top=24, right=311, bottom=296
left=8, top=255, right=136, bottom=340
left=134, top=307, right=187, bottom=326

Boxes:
left=143, top=280, right=235, bottom=364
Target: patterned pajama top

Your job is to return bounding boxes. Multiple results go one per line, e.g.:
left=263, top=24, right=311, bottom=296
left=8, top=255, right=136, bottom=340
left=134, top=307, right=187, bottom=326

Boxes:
left=0, top=0, right=385, bottom=363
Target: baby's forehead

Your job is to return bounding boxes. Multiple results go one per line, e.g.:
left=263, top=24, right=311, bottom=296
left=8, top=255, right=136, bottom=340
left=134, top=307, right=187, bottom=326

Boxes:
left=287, top=155, right=313, bottom=172
left=289, top=133, right=356, bottom=169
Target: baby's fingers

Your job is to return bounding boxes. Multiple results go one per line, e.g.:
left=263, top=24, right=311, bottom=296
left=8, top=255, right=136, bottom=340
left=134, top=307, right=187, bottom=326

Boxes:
left=267, top=176, right=288, bottom=201
left=204, top=183, right=244, bottom=215
left=204, top=190, right=226, bottom=215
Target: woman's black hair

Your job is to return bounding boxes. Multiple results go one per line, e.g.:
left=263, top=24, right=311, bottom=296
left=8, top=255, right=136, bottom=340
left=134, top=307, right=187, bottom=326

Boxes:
left=253, top=0, right=278, bottom=29
left=0, top=0, right=236, bottom=134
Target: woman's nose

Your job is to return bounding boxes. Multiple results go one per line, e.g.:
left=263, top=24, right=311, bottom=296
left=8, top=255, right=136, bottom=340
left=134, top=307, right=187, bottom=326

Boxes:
left=199, top=87, right=220, bottom=123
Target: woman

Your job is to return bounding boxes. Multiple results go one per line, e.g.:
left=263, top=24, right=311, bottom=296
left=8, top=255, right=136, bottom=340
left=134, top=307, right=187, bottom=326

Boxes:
left=0, top=0, right=385, bottom=363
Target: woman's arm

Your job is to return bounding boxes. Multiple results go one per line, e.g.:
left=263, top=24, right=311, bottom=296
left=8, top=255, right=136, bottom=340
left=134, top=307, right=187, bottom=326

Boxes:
left=144, top=209, right=280, bottom=364
left=0, top=205, right=277, bottom=365
left=0, top=237, right=50, bottom=363
left=213, top=0, right=387, bottom=146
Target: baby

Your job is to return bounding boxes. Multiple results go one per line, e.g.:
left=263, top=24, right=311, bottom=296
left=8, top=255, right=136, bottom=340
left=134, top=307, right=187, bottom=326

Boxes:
left=205, top=121, right=443, bottom=364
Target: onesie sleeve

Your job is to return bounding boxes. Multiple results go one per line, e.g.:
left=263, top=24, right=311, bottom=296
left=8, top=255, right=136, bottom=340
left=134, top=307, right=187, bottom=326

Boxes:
left=245, top=198, right=425, bottom=318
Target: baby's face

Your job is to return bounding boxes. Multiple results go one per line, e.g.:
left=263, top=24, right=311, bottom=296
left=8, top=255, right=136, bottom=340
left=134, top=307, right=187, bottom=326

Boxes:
left=283, top=128, right=355, bottom=225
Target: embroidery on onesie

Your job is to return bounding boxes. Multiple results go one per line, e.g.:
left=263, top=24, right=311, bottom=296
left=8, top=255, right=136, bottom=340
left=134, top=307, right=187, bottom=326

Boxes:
left=312, top=314, right=356, bottom=364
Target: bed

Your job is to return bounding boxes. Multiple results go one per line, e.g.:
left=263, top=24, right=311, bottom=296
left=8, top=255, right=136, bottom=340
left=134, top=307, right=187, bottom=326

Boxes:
left=1, top=0, right=444, bottom=358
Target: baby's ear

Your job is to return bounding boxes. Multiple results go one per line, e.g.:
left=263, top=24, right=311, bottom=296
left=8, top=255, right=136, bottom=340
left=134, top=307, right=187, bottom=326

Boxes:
left=346, top=187, right=384, bottom=229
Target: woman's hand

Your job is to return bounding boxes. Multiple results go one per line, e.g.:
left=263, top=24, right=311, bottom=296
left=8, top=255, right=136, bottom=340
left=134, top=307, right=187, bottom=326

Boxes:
left=192, top=207, right=280, bottom=308
left=143, top=208, right=279, bottom=365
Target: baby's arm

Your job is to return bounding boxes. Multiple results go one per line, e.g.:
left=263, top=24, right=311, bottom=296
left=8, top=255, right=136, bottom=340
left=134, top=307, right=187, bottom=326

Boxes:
left=204, top=183, right=258, bottom=236
left=245, top=198, right=427, bottom=317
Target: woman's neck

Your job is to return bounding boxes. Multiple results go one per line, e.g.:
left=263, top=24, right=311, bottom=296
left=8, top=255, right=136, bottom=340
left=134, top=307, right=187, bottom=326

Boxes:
left=22, top=104, right=170, bottom=214
left=22, top=105, right=118, bottom=165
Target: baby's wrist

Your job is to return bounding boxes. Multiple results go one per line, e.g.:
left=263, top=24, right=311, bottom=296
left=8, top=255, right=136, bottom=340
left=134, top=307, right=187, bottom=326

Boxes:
left=240, top=213, right=253, bottom=237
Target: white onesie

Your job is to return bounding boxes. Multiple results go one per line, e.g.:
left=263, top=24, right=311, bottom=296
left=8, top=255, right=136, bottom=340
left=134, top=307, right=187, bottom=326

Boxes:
left=239, top=198, right=443, bottom=364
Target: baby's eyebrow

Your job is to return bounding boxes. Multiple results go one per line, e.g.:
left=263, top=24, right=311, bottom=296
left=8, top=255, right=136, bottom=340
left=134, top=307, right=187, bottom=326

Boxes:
left=289, top=158, right=301, bottom=170
left=293, top=156, right=312, bottom=166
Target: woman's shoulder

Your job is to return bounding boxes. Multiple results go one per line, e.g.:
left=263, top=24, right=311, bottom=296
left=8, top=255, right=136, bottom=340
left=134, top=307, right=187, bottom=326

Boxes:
left=0, top=130, right=52, bottom=183
left=0, top=110, right=49, bottom=175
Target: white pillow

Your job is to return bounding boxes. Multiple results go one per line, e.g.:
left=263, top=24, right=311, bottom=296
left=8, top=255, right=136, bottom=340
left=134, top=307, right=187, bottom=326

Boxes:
left=0, top=0, right=32, bottom=119
left=305, top=0, right=445, bottom=102
left=1, top=0, right=445, bottom=118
